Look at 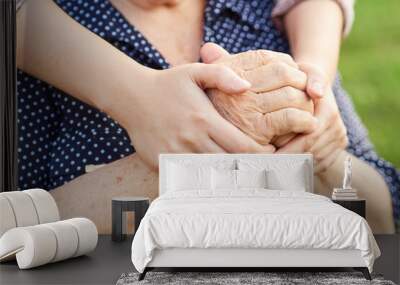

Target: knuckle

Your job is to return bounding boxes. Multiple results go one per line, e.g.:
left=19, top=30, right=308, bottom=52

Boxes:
left=283, top=108, right=295, bottom=124
left=177, top=130, right=196, bottom=146
left=314, top=152, right=324, bottom=162
left=318, top=164, right=328, bottom=173
left=273, top=62, right=290, bottom=81
left=264, top=113, right=275, bottom=134
left=305, top=135, right=316, bottom=150
left=329, top=111, right=340, bottom=123
left=253, top=50, right=272, bottom=62
left=264, top=112, right=273, bottom=128
left=282, top=86, right=298, bottom=102
left=190, top=112, right=209, bottom=129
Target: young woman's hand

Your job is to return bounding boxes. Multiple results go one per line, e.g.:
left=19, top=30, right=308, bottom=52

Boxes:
left=277, top=88, right=348, bottom=173
left=121, top=63, right=274, bottom=170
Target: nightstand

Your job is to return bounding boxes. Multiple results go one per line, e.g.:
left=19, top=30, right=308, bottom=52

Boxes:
left=332, top=199, right=366, bottom=218
left=112, top=197, right=150, bottom=242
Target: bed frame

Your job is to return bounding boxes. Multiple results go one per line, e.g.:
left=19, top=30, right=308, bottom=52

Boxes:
left=140, top=248, right=371, bottom=280
left=139, top=154, right=371, bottom=281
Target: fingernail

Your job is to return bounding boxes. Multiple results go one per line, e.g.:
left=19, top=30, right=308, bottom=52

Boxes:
left=312, top=82, right=324, bottom=97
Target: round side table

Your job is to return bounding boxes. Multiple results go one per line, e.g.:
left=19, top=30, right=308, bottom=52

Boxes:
left=111, top=197, right=149, bottom=242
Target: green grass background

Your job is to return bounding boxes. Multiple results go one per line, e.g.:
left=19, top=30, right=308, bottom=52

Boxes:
left=339, top=0, right=400, bottom=168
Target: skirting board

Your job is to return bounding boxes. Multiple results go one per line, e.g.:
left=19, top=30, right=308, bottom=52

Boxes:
left=148, top=248, right=366, bottom=268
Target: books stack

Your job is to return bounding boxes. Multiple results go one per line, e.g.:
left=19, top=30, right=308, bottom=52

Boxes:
left=332, top=188, right=358, bottom=200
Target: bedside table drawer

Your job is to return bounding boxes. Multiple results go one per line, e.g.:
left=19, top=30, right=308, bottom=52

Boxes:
left=332, top=199, right=366, bottom=218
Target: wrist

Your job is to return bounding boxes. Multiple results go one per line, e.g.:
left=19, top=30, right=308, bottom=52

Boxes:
left=97, top=56, right=156, bottom=134
left=284, top=0, right=342, bottom=84
left=294, top=54, right=333, bottom=82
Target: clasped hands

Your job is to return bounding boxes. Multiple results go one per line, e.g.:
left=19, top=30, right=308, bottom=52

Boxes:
left=127, top=43, right=347, bottom=173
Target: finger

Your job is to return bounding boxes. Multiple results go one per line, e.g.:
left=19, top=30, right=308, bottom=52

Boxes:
left=262, top=108, right=318, bottom=138
left=314, top=135, right=348, bottom=163
left=244, top=62, right=307, bottom=93
left=309, top=121, right=347, bottom=154
left=189, top=63, right=251, bottom=94
left=315, top=148, right=342, bottom=173
left=276, top=131, right=318, bottom=154
left=219, top=49, right=298, bottom=70
left=298, top=62, right=328, bottom=99
left=204, top=137, right=227, bottom=153
left=175, top=131, right=226, bottom=154
left=253, top=86, right=314, bottom=114
left=271, top=133, right=296, bottom=148
left=208, top=115, right=275, bottom=153
left=200, top=42, right=230, bottom=64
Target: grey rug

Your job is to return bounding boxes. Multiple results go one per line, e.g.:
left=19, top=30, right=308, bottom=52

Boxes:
left=116, top=272, right=396, bottom=285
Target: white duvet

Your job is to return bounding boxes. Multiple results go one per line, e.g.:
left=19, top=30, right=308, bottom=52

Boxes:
left=131, top=190, right=380, bottom=273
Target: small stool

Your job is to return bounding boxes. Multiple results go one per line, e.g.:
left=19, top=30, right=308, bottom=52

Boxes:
left=112, top=197, right=149, bottom=242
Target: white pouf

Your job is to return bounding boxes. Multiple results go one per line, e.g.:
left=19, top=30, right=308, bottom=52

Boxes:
left=0, top=189, right=98, bottom=269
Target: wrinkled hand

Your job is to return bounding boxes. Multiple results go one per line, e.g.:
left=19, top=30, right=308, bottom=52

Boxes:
left=201, top=43, right=317, bottom=146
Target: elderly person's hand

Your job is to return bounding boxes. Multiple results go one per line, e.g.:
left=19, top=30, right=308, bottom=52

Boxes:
left=201, top=43, right=318, bottom=146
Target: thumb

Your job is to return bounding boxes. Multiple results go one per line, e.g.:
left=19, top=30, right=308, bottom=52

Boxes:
left=298, top=62, right=328, bottom=99
left=200, top=42, right=230, bottom=64
left=190, top=63, right=251, bottom=94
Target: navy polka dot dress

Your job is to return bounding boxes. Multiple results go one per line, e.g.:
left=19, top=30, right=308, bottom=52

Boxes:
left=17, top=0, right=400, bottom=229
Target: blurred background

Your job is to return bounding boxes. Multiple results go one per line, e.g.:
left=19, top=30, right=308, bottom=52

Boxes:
left=339, top=0, right=400, bottom=168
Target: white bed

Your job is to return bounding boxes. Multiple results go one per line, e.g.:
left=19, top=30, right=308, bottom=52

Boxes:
left=131, top=154, right=380, bottom=280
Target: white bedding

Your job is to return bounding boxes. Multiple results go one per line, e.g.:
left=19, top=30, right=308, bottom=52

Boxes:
left=131, top=190, right=380, bottom=273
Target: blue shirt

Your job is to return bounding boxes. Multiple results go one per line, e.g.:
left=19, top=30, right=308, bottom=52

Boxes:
left=17, top=0, right=400, bottom=230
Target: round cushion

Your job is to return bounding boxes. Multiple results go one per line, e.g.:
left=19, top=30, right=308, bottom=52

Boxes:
left=43, top=221, right=79, bottom=262
left=1, top=192, right=39, bottom=227
left=24, top=189, right=60, bottom=223
left=0, top=196, right=17, bottom=237
left=64, top=218, right=98, bottom=257
left=0, top=226, right=57, bottom=269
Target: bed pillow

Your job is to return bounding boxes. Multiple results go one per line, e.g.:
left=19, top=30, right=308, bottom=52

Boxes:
left=167, top=163, right=212, bottom=191
left=211, top=168, right=237, bottom=190
left=237, top=159, right=309, bottom=191
left=236, top=169, right=267, bottom=189
left=266, top=166, right=307, bottom=191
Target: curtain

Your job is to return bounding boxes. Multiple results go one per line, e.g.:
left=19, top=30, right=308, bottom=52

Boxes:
left=0, top=0, right=18, bottom=192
